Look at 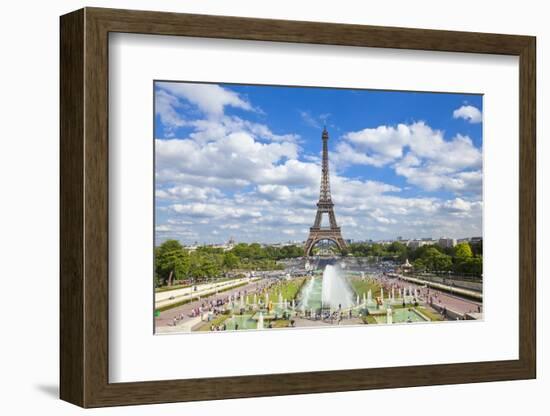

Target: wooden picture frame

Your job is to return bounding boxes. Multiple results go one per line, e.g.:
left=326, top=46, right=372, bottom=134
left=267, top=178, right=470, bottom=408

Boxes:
left=60, top=7, right=536, bottom=408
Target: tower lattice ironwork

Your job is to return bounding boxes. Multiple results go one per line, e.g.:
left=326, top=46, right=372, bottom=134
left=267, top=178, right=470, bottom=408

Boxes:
left=304, top=127, right=347, bottom=256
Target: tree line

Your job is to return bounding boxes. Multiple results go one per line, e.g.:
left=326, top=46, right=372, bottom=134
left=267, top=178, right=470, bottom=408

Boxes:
left=155, top=240, right=304, bottom=287
left=348, top=240, right=482, bottom=277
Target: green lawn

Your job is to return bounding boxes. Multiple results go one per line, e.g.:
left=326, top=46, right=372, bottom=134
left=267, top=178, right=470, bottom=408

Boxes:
left=350, top=277, right=382, bottom=298
left=196, top=314, right=229, bottom=331
left=362, top=315, right=378, bottom=324
left=259, top=277, right=306, bottom=304
left=269, top=319, right=292, bottom=328
left=360, top=305, right=443, bottom=325
left=416, top=306, right=444, bottom=321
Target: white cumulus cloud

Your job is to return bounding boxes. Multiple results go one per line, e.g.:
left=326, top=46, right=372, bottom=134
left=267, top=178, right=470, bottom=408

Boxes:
left=335, top=121, right=482, bottom=194
left=453, top=105, right=482, bottom=123
left=157, top=82, right=255, bottom=118
left=154, top=83, right=483, bottom=244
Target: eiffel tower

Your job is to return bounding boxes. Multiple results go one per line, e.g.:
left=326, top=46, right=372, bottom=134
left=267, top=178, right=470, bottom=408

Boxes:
left=304, top=127, right=347, bottom=256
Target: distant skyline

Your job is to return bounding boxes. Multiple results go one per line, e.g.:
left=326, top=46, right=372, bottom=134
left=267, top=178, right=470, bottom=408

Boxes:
left=155, top=81, right=483, bottom=245
left=179, top=234, right=482, bottom=248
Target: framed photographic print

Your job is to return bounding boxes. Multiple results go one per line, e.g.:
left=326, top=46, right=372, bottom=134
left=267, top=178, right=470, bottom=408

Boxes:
left=60, top=7, right=536, bottom=408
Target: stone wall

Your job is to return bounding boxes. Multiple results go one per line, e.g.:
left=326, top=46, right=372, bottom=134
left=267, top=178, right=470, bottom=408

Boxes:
left=415, top=275, right=482, bottom=292
left=430, top=302, right=464, bottom=320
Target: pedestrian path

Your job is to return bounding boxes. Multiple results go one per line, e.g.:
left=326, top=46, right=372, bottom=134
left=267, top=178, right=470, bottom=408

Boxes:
left=398, top=274, right=482, bottom=300
left=156, top=315, right=203, bottom=334
left=155, top=277, right=253, bottom=309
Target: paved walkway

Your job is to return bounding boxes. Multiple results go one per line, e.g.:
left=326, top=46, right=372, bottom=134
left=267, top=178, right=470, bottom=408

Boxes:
left=291, top=317, right=331, bottom=327
left=155, top=278, right=269, bottom=329
left=156, top=316, right=203, bottom=334
left=156, top=271, right=483, bottom=333
left=155, top=277, right=252, bottom=309
left=376, top=275, right=483, bottom=316
left=398, top=274, right=482, bottom=300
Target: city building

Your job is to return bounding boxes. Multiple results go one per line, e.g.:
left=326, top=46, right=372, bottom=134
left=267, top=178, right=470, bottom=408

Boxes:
left=407, top=239, right=431, bottom=249
left=185, top=237, right=236, bottom=252
left=438, top=237, right=457, bottom=249
left=264, top=241, right=302, bottom=248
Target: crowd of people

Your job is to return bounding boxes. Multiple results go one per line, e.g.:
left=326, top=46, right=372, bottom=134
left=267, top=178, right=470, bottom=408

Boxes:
left=164, top=271, right=482, bottom=330
left=169, top=277, right=287, bottom=327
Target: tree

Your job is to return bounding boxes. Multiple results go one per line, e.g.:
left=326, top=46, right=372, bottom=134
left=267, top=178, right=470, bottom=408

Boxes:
left=232, top=243, right=251, bottom=259
left=223, top=252, right=239, bottom=269
left=369, top=243, right=385, bottom=258
left=348, top=242, right=369, bottom=257
left=155, top=240, right=190, bottom=286
left=248, top=243, right=265, bottom=260
left=418, top=247, right=452, bottom=272
left=387, top=241, right=408, bottom=261
left=470, top=240, right=483, bottom=256
left=409, top=244, right=435, bottom=261
left=453, top=242, right=478, bottom=276
left=455, top=255, right=482, bottom=277
left=465, top=255, right=483, bottom=276
left=454, top=242, right=473, bottom=260
left=200, top=254, right=221, bottom=277
left=196, top=246, right=224, bottom=255
left=279, top=245, right=304, bottom=259
left=430, top=252, right=452, bottom=272
left=413, top=258, right=427, bottom=272
left=189, top=253, right=207, bottom=280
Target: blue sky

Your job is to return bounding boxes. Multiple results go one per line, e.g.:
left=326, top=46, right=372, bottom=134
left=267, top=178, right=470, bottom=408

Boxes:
left=154, top=81, right=483, bottom=245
